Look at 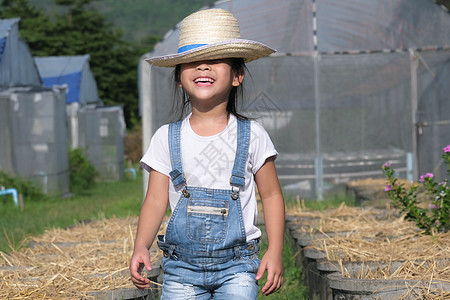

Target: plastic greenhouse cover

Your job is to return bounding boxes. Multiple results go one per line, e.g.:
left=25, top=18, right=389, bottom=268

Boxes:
left=141, top=0, right=450, bottom=195
left=149, top=0, right=450, bottom=57
left=35, top=55, right=99, bottom=105
left=35, top=55, right=90, bottom=77
left=0, top=18, right=41, bottom=87
left=0, top=18, right=19, bottom=39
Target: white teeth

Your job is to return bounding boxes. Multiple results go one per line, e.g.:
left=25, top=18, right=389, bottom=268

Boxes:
left=194, top=77, right=214, bottom=83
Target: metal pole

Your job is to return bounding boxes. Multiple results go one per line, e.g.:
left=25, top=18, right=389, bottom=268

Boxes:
left=409, top=49, right=419, bottom=180
left=140, top=60, right=152, bottom=199
left=312, top=0, right=323, bottom=200
left=314, top=52, right=323, bottom=200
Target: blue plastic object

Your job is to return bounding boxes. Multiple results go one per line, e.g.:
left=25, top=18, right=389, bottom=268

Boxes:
left=0, top=188, right=18, bottom=207
left=125, top=168, right=136, bottom=179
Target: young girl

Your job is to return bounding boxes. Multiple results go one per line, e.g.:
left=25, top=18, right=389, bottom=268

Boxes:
left=130, top=8, right=285, bottom=299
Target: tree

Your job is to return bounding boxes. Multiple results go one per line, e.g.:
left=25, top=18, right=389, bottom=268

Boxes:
left=0, top=0, right=55, bottom=53
left=437, top=0, right=450, bottom=10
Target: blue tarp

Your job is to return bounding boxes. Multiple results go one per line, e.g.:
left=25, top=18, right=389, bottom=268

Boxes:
left=0, top=37, right=6, bottom=63
left=41, top=71, right=82, bottom=104
left=34, top=55, right=100, bottom=105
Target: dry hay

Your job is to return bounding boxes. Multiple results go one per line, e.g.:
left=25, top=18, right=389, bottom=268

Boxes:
left=0, top=217, right=164, bottom=299
left=316, top=231, right=450, bottom=266
left=346, top=177, right=434, bottom=208
left=295, top=204, right=450, bottom=267
left=287, top=203, right=450, bottom=297
left=288, top=200, right=396, bottom=219
left=304, top=212, right=417, bottom=238
left=288, top=202, right=407, bottom=236
left=346, top=177, right=412, bottom=190
left=399, top=286, right=450, bottom=300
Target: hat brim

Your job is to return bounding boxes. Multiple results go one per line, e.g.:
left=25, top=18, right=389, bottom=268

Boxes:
left=145, top=39, right=276, bottom=68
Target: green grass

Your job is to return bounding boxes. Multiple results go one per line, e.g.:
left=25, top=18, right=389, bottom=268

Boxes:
left=257, top=228, right=308, bottom=299
left=285, top=191, right=356, bottom=211
left=0, top=172, right=143, bottom=252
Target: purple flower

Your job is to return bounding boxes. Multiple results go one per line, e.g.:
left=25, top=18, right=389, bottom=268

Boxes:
left=382, top=162, right=391, bottom=169
left=384, top=185, right=392, bottom=191
left=428, top=204, right=439, bottom=210
left=419, top=173, right=434, bottom=182
left=443, top=145, right=450, bottom=153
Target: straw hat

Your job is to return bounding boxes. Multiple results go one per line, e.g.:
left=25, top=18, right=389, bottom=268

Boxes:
left=145, top=8, right=276, bottom=67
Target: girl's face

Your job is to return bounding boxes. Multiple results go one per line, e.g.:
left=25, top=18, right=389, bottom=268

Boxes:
left=179, top=59, right=244, bottom=108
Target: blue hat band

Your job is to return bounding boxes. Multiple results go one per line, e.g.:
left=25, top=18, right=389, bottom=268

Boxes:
left=177, top=44, right=208, bottom=54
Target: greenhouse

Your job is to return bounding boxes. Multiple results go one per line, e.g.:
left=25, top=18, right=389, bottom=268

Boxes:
left=35, top=55, right=126, bottom=180
left=0, top=18, right=69, bottom=195
left=0, top=18, right=40, bottom=87
left=139, top=0, right=450, bottom=198
left=35, top=55, right=102, bottom=149
left=77, top=105, right=126, bottom=181
left=0, top=87, right=70, bottom=195
left=34, top=55, right=101, bottom=106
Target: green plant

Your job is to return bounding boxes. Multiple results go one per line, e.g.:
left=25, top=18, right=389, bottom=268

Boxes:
left=68, top=148, right=98, bottom=193
left=258, top=228, right=308, bottom=299
left=382, top=145, right=449, bottom=234
left=0, top=170, right=46, bottom=202
left=284, top=192, right=355, bottom=212
left=443, top=145, right=450, bottom=171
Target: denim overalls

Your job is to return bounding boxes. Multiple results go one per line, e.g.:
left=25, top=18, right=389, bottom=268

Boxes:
left=158, top=118, right=261, bottom=300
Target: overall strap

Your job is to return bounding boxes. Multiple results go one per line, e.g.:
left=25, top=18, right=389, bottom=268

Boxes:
left=168, top=121, right=186, bottom=190
left=230, top=118, right=251, bottom=188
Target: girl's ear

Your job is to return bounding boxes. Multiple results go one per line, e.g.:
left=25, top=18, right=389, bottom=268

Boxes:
left=232, top=70, right=245, bottom=87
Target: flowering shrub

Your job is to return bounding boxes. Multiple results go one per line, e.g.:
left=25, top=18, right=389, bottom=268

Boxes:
left=443, top=145, right=450, bottom=168
left=382, top=145, right=449, bottom=235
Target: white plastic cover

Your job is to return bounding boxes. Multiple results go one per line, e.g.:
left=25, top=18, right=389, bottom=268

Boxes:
left=0, top=18, right=41, bottom=87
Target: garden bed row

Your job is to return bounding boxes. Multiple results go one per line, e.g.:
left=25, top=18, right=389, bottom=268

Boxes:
left=0, top=217, right=164, bottom=299
left=286, top=204, right=450, bottom=299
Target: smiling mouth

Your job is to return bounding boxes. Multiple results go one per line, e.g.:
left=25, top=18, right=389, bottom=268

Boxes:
left=194, top=77, right=215, bottom=84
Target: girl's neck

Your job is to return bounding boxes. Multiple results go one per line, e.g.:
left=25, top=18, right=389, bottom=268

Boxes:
left=189, top=108, right=230, bottom=137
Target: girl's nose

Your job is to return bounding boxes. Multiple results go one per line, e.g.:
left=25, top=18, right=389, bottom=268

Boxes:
left=196, top=63, right=211, bottom=71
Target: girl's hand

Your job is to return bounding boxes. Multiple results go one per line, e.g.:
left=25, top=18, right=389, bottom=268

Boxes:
left=130, top=246, right=153, bottom=290
left=255, top=249, right=284, bottom=296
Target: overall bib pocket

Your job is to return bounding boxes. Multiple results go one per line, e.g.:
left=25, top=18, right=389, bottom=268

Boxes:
left=187, top=197, right=229, bottom=243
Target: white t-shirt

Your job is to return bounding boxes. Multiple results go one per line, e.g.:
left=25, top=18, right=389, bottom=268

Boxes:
left=140, top=114, right=278, bottom=241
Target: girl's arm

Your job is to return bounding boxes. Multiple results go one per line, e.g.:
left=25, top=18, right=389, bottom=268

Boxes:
left=254, top=156, right=285, bottom=296
left=130, top=169, right=169, bottom=289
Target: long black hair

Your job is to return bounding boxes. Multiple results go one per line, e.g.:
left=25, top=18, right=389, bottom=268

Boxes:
left=171, top=58, right=249, bottom=121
